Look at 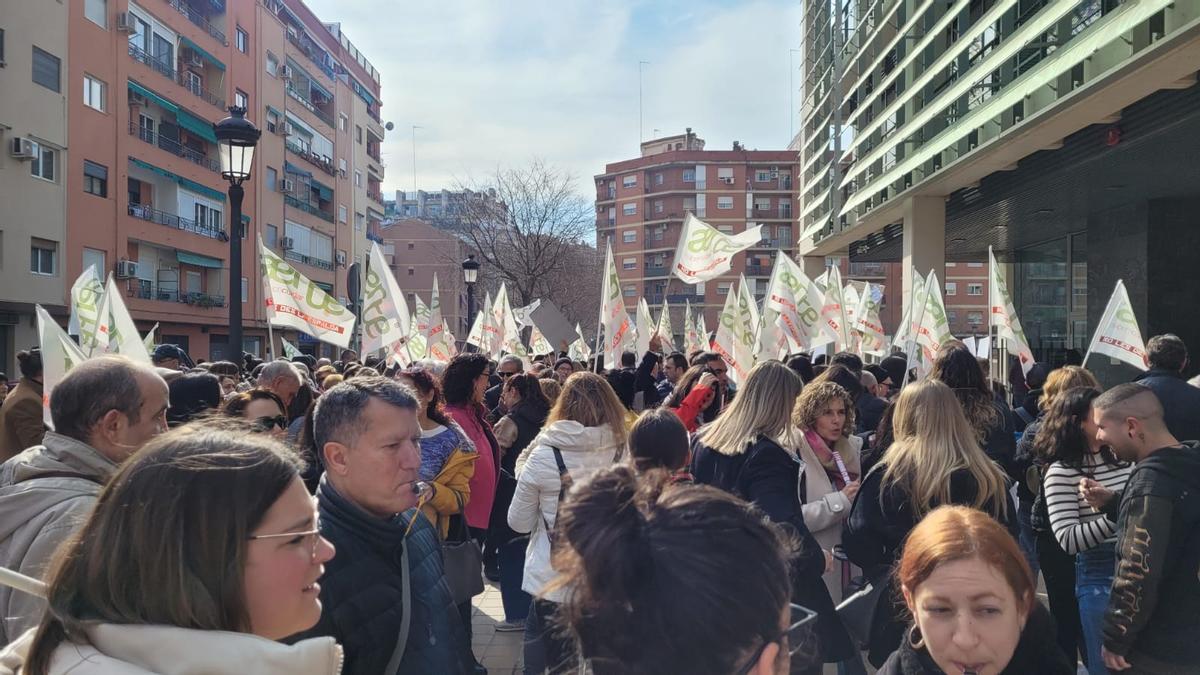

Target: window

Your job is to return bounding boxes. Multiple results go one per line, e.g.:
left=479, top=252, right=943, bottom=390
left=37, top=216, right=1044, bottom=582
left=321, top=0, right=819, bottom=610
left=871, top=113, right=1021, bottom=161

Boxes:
left=338, top=205, right=347, bottom=223
left=339, top=114, right=348, bottom=132
left=947, top=310, right=958, bottom=324
left=354, top=213, right=364, bottom=231
left=32, top=46, right=61, bottom=92
left=623, top=286, right=636, bottom=297
left=30, top=143, right=55, bottom=182
left=265, top=224, right=278, bottom=248
left=717, top=282, right=731, bottom=295
left=241, top=277, right=249, bottom=303
left=622, top=257, right=636, bottom=270
left=83, top=75, right=106, bottom=112
left=682, top=169, right=695, bottom=182
left=235, top=90, right=248, bottom=109
left=266, top=52, right=278, bottom=76
left=30, top=238, right=57, bottom=275
left=82, top=248, right=105, bottom=280
left=945, top=282, right=957, bottom=296
left=655, top=173, right=663, bottom=185
left=407, top=267, right=415, bottom=276
left=754, top=198, right=771, bottom=210
left=265, top=167, right=277, bottom=192
left=967, top=283, right=983, bottom=296
left=622, top=203, right=636, bottom=216
left=622, top=175, right=637, bottom=187
left=717, top=167, right=734, bottom=180
left=354, top=171, right=362, bottom=187
left=85, top=0, right=107, bottom=27
left=654, top=200, right=664, bottom=213
left=356, top=126, right=362, bottom=143
left=755, top=170, right=771, bottom=182
left=236, top=27, right=248, bottom=53
left=967, top=261, right=983, bottom=268
left=407, top=242, right=414, bottom=250
left=338, top=158, right=347, bottom=173
left=265, top=109, right=279, bottom=134
left=967, top=311, right=984, bottom=326
left=194, top=203, right=223, bottom=230
left=945, top=262, right=957, bottom=268
left=83, top=161, right=108, bottom=197
left=716, top=196, right=734, bottom=210
left=623, top=230, right=636, bottom=243
left=0, top=29, right=5, bottom=66
left=716, top=225, right=734, bottom=234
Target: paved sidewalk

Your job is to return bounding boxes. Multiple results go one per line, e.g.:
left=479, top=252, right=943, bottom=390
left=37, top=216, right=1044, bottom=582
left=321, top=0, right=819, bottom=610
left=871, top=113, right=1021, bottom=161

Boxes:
left=471, top=581, right=524, bottom=674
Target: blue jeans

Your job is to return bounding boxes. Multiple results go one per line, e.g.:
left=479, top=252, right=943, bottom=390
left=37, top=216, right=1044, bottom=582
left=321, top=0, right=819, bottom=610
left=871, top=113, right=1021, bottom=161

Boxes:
left=1077, top=544, right=1116, bottom=675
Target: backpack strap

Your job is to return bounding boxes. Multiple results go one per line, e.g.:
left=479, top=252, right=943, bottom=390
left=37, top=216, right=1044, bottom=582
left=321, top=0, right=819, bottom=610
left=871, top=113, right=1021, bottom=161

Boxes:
left=541, top=446, right=572, bottom=538
left=13, top=471, right=104, bottom=486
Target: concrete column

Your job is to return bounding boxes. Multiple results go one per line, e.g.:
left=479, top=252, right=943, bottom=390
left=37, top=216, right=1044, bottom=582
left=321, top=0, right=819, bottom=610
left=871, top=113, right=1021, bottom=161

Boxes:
left=902, top=196, right=947, bottom=301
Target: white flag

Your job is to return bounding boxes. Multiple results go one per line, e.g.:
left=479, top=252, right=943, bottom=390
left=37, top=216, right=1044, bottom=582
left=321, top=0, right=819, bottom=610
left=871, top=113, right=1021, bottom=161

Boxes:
left=568, top=323, right=592, bottom=362
left=697, top=312, right=709, bottom=350
left=988, top=247, right=1036, bottom=375
left=425, top=274, right=453, bottom=361
left=1084, top=280, right=1148, bottom=371
left=763, top=251, right=825, bottom=352
left=853, top=282, right=888, bottom=355
left=96, top=276, right=152, bottom=364
left=737, top=274, right=761, bottom=341
left=529, top=323, right=554, bottom=356
left=69, top=266, right=107, bottom=356
left=281, top=338, right=301, bottom=360
left=409, top=296, right=431, bottom=360
left=819, top=266, right=852, bottom=350
left=442, top=319, right=460, bottom=357
left=142, top=323, right=159, bottom=357
left=492, top=285, right=529, bottom=358
left=600, top=241, right=634, bottom=367
left=712, top=279, right=757, bottom=385
left=914, top=271, right=955, bottom=368
left=361, top=242, right=411, bottom=355
left=842, top=283, right=865, bottom=356
left=636, top=297, right=655, bottom=356
left=755, top=307, right=791, bottom=363
left=672, top=212, right=763, bottom=284
left=894, top=267, right=925, bottom=351
left=36, top=306, right=89, bottom=429
left=683, top=301, right=704, bottom=354
left=466, top=292, right=492, bottom=351
left=263, top=241, right=356, bottom=349
left=655, top=299, right=677, bottom=352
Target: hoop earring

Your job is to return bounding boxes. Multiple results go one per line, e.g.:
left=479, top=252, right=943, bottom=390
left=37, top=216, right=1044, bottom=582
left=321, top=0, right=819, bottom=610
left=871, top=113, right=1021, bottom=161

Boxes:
left=908, top=625, right=925, bottom=650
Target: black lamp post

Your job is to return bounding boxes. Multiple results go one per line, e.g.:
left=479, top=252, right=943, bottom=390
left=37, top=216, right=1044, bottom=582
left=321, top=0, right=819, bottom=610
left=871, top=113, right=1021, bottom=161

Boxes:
left=213, top=107, right=261, bottom=361
left=462, top=254, right=480, bottom=349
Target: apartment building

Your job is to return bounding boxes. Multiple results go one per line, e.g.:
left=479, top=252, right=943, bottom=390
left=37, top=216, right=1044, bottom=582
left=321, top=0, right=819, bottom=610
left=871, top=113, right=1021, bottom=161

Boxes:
left=376, top=217, right=470, bottom=340
left=0, top=0, right=385, bottom=364
left=389, top=188, right=505, bottom=232
left=799, top=0, right=1200, bottom=376
left=595, top=129, right=799, bottom=335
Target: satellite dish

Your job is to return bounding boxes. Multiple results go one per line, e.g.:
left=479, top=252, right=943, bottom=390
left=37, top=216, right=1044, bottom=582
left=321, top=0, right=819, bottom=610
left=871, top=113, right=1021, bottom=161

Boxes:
left=385, top=121, right=395, bottom=131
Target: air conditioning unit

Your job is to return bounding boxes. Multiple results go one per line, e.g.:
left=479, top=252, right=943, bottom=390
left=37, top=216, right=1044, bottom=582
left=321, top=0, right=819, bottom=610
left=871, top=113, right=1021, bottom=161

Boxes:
left=128, top=91, right=149, bottom=107
left=335, top=251, right=347, bottom=267
left=9, top=138, right=36, bottom=160
left=279, top=178, right=296, bottom=193
left=281, top=236, right=295, bottom=250
left=115, top=260, right=139, bottom=279
left=280, top=65, right=293, bottom=79
left=116, top=12, right=138, bottom=33
left=283, top=122, right=295, bottom=136
left=770, top=170, right=779, bottom=179
left=185, top=52, right=203, bottom=68
left=721, top=176, right=735, bottom=185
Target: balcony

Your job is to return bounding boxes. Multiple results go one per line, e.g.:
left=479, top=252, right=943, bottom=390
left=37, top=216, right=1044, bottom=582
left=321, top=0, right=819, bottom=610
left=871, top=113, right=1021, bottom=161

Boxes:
left=128, top=203, right=227, bottom=241
left=133, top=280, right=226, bottom=308
left=284, top=249, right=334, bottom=271
left=179, top=70, right=225, bottom=110
left=643, top=265, right=670, bottom=278
left=129, top=122, right=220, bottom=174
left=284, top=195, right=336, bottom=223
left=745, top=264, right=770, bottom=276
left=128, top=43, right=175, bottom=81
left=667, top=293, right=704, bottom=303
left=165, top=0, right=227, bottom=45
left=284, top=138, right=336, bottom=176
left=286, top=27, right=336, bottom=80
left=129, top=43, right=224, bottom=110
left=286, top=81, right=335, bottom=128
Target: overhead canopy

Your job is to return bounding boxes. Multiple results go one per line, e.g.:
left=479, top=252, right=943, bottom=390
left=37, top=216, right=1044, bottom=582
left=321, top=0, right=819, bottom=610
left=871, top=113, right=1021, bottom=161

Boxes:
left=176, top=108, right=218, bottom=144
left=128, top=80, right=178, bottom=115
left=311, top=178, right=334, bottom=201
left=129, top=158, right=226, bottom=202
left=180, top=37, right=225, bottom=71
left=352, top=78, right=376, bottom=107
left=284, top=161, right=312, bottom=178
left=177, top=251, right=224, bottom=268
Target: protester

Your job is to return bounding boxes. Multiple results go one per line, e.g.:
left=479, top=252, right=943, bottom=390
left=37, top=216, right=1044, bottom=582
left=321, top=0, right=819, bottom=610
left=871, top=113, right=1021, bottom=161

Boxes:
left=257, top=360, right=303, bottom=408
left=691, top=360, right=853, bottom=672
left=338, top=348, right=358, bottom=365
left=507, top=371, right=628, bottom=674
left=1013, top=362, right=1051, bottom=429
left=221, top=389, right=290, bottom=441
left=553, top=358, right=574, bottom=382
left=285, top=383, right=315, bottom=443
left=1037, top=386, right=1132, bottom=675
left=664, top=364, right=721, bottom=432
left=165, top=370, right=222, bottom=426
left=485, top=355, right=524, bottom=416
left=0, top=373, right=8, bottom=400
left=552, top=466, right=799, bottom=674
left=0, top=356, right=168, bottom=643
left=929, top=345, right=1017, bottom=476
left=538, top=377, right=561, bottom=407
left=787, top=353, right=816, bottom=384
left=876, top=505, right=1074, bottom=674
left=1089, top=384, right=1200, bottom=673
left=842, top=379, right=1016, bottom=666
left=878, top=354, right=909, bottom=398
left=1133, top=333, right=1200, bottom=442
left=628, top=406, right=692, bottom=481
left=322, top=373, right=344, bottom=392
left=0, top=348, right=45, bottom=462
left=491, top=373, right=551, bottom=587
left=791, top=381, right=862, bottom=601
left=604, top=351, right=639, bottom=410
left=0, top=425, right=338, bottom=674
left=291, top=377, right=472, bottom=674
left=443, top=353, right=500, bottom=546
left=150, top=343, right=193, bottom=371
left=656, top=351, right=689, bottom=400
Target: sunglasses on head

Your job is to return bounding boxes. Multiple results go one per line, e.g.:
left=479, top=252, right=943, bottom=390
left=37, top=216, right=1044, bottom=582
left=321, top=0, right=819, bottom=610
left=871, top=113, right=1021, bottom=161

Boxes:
left=254, top=415, right=289, bottom=431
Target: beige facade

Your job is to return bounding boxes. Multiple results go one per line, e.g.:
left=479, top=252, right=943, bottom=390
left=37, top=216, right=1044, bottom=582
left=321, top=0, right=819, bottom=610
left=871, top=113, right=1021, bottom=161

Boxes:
left=377, top=218, right=469, bottom=339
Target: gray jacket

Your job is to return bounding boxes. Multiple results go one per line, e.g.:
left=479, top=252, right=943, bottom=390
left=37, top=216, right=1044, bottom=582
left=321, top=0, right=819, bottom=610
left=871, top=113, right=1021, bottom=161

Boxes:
left=0, top=432, right=118, bottom=645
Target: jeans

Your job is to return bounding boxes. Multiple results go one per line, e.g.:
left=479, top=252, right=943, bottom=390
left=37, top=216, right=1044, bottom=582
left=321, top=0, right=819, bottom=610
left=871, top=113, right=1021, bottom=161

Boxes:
left=523, top=598, right=576, bottom=674
left=1076, top=543, right=1117, bottom=675
left=499, top=536, right=532, bottom=622
left=1017, top=499, right=1041, bottom=580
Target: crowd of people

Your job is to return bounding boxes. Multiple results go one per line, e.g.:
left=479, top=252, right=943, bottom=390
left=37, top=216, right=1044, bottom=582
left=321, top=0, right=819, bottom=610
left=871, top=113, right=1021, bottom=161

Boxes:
left=0, top=330, right=1195, bottom=675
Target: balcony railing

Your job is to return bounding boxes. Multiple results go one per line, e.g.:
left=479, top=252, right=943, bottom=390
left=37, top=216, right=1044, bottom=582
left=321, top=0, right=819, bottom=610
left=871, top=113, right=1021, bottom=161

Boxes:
left=128, top=43, right=176, bottom=81
left=286, top=82, right=335, bottom=128
left=745, top=264, right=770, bottom=276
left=284, top=138, right=336, bottom=175
left=283, top=249, right=334, bottom=271
left=134, top=280, right=226, bottom=307
left=165, top=0, right=227, bottom=45
left=667, top=293, right=704, bottom=303
left=284, top=194, right=335, bottom=223
left=643, top=265, right=669, bottom=277
left=286, top=29, right=336, bottom=80
left=129, top=122, right=221, bottom=173
left=128, top=203, right=227, bottom=241
left=368, top=190, right=385, bottom=206
left=179, top=71, right=225, bottom=110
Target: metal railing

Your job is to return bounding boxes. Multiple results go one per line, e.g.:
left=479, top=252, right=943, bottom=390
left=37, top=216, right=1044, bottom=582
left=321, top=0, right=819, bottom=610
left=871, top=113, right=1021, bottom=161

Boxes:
left=128, top=43, right=176, bottom=81
left=643, top=265, right=670, bottom=277
left=745, top=264, right=770, bottom=276
left=134, top=280, right=226, bottom=307
left=667, top=293, right=704, bottom=303
left=128, top=203, right=227, bottom=241
left=286, top=82, right=335, bottom=128
left=284, top=195, right=335, bottom=223
left=179, top=71, right=225, bottom=110
left=164, top=0, right=227, bottom=45
left=129, top=122, right=220, bottom=173
left=284, top=138, right=336, bottom=175
left=286, top=29, right=336, bottom=80
left=283, top=249, right=334, bottom=271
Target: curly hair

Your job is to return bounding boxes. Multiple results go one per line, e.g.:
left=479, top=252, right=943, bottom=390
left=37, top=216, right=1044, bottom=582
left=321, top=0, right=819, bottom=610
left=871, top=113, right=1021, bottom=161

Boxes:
left=397, top=367, right=453, bottom=428
left=792, top=381, right=856, bottom=437
left=930, top=345, right=997, bottom=439
left=1032, top=386, right=1123, bottom=469
left=441, top=353, right=491, bottom=405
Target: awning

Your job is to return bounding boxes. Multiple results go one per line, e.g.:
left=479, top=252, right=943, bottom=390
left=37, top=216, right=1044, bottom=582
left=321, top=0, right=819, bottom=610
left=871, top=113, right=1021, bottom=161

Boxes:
left=352, top=79, right=376, bottom=107
left=176, top=109, right=218, bottom=144
left=311, top=178, right=334, bottom=201
left=177, top=251, right=224, bottom=268
left=307, top=75, right=333, bottom=102
left=284, top=161, right=312, bottom=178
left=128, top=80, right=178, bottom=115
left=241, top=214, right=251, bottom=225
left=131, top=157, right=228, bottom=202
left=180, top=37, right=225, bottom=71
left=266, top=105, right=282, bottom=118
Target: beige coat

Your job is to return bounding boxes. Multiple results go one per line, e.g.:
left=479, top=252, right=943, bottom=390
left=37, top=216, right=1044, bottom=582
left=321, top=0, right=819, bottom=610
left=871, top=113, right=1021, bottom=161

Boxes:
left=795, top=431, right=862, bottom=601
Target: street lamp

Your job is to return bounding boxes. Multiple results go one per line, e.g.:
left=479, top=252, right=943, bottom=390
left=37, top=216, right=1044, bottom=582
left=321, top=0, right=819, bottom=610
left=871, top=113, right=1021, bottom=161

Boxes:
left=213, top=106, right=261, bottom=362
left=462, top=254, right=481, bottom=349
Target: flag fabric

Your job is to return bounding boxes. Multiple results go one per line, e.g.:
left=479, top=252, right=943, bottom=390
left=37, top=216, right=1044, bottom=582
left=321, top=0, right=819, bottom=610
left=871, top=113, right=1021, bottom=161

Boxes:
left=819, top=266, right=852, bottom=350
left=529, top=323, right=554, bottom=356
left=492, top=285, right=529, bottom=359
left=142, top=323, right=159, bottom=357
left=36, top=306, right=89, bottom=429
left=1084, top=280, right=1148, bottom=371
left=512, top=300, right=540, bottom=329
left=672, top=213, right=763, bottom=284
left=737, top=274, right=761, bottom=342
left=442, top=319, right=460, bottom=357
left=755, top=306, right=790, bottom=363
left=842, top=283, right=864, bottom=355
left=853, top=282, right=888, bottom=354
left=893, top=267, right=926, bottom=351
left=636, top=297, right=655, bottom=356
left=425, top=274, right=453, bottom=361
left=712, top=279, right=757, bottom=385
left=682, top=301, right=704, bottom=354
left=913, top=271, right=955, bottom=368
left=360, top=242, right=411, bottom=355
left=655, top=299, right=677, bottom=352
left=763, top=251, right=825, bottom=353
left=466, top=292, right=492, bottom=351
left=568, top=323, right=592, bottom=362
left=69, top=266, right=107, bottom=356
left=988, top=247, right=1036, bottom=375
left=263, top=241, right=356, bottom=349
left=97, top=276, right=152, bottom=364
left=697, top=312, right=709, bottom=349
left=599, top=241, right=634, bottom=367
left=281, top=338, right=301, bottom=360
left=409, top=296, right=431, bottom=360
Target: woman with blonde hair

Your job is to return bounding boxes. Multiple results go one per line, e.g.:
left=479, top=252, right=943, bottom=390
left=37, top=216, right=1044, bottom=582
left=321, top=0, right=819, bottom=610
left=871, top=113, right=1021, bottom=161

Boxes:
left=691, top=360, right=854, bottom=672
left=842, top=379, right=1016, bottom=667
left=507, top=371, right=628, bottom=673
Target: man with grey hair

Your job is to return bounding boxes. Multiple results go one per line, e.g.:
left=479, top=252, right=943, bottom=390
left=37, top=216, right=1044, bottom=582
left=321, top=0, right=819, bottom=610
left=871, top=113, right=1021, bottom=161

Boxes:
left=0, top=356, right=168, bottom=642
left=484, top=354, right=524, bottom=416
left=1134, top=333, right=1200, bottom=442
left=1086, top=383, right=1200, bottom=672
left=289, top=377, right=471, bottom=674
left=256, top=359, right=303, bottom=408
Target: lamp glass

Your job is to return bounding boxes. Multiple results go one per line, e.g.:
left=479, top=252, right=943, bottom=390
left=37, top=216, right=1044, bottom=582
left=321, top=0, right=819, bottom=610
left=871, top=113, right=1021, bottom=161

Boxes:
left=220, top=141, right=255, bottom=182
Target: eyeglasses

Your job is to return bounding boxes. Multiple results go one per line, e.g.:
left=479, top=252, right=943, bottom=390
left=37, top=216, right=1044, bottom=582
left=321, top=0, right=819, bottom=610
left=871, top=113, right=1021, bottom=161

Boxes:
left=736, top=603, right=818, bottom=674
left=253, top=415, right=288, bottom=432
left=498, top=371, right=518, bottom=378
left=249, top=517, right=322, bottom=560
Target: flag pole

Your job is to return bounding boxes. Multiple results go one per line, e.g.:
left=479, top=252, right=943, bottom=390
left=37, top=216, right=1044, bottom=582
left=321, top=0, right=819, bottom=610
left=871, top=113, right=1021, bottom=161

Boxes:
left=902, top=270, right=930, bottom=389
left=593, top=237, right=611, bottom=372
left=258, top=235, right=276, bottom=361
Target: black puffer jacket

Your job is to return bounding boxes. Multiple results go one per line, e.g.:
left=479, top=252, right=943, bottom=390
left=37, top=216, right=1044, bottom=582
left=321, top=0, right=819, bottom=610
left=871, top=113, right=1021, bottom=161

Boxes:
left=876, top=603, right=1073, bottom=674
left=289, top=477, right=471, bottom=675
left=1134, top=369, right=1200, bottom=442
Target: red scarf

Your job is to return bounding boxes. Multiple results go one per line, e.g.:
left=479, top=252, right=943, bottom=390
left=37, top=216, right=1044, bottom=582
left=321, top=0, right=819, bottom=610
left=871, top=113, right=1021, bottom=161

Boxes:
left=803, top=428, right=858, bottom=490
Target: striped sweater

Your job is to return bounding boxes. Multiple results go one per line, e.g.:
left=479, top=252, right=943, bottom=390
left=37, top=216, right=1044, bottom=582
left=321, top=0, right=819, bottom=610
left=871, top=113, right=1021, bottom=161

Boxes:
left=1044, top=452, right=1133, bottom=554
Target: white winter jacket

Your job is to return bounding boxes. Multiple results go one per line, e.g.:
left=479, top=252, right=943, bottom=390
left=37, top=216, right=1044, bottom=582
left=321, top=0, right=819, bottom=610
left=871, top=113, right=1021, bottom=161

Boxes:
left=0, top=623, right=342, bottom=675
left=507, top=420, right=624, bottom=602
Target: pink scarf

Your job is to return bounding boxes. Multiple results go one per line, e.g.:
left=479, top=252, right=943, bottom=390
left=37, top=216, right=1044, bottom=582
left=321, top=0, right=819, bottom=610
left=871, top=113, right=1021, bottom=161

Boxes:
left=803, top=428, right=857, bottom=490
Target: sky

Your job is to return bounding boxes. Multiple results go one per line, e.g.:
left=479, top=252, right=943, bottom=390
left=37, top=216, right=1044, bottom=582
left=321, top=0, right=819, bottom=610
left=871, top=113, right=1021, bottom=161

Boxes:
left=304, top=0, right=803, bottom=198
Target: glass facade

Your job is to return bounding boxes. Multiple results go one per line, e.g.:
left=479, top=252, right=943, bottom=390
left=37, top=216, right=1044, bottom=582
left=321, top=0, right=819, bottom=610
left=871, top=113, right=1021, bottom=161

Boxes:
left=1014, top=233, right=1087, bottom=366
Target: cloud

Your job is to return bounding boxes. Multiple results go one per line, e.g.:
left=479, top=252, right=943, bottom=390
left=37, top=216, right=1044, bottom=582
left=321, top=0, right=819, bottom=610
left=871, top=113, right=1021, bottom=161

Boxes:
left=303, top=0, right=800, bottom=197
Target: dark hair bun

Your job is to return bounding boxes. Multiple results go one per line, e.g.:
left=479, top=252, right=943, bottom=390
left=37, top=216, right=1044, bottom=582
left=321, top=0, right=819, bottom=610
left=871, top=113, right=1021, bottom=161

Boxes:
left=16, top=348, right=43, bottom=379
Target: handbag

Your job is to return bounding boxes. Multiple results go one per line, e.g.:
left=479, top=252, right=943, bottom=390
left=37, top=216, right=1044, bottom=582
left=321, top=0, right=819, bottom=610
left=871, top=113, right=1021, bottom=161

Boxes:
left=442, top=493, right=485, bottom=605
left=835, top=571, right=888, bottom=650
